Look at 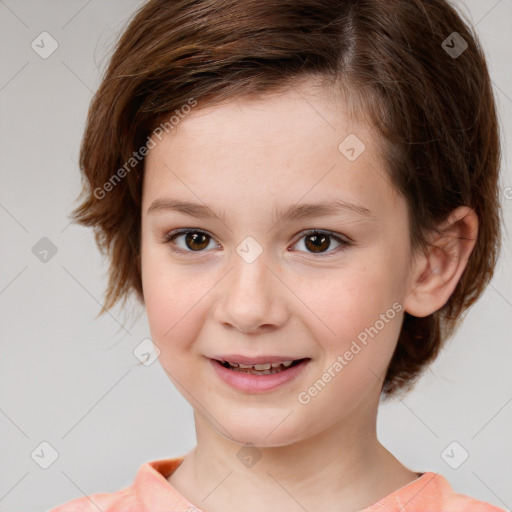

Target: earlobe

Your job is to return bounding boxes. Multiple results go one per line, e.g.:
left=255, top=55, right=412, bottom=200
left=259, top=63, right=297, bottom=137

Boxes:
left=403, top=206, right=478, bottom=318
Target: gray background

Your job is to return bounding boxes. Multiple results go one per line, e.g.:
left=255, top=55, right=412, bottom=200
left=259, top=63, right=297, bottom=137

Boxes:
left=0, top=1, right=511, bottom=511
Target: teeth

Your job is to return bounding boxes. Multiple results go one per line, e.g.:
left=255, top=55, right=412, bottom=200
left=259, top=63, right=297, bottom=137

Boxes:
left=254, top=363, right=271, bottom=370
left=222, top=359, right=297, bottom=373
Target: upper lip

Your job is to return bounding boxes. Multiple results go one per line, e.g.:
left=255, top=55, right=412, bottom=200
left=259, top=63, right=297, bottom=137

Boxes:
left=211, top=354, right=307, bottom=364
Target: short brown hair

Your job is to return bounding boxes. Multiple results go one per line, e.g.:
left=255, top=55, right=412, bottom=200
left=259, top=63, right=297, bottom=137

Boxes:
left=72, top=0, right=502, bottom=397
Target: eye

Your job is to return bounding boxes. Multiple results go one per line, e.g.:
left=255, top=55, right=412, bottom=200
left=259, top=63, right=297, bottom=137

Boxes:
left=164, top=228, right=219, bottom=254
left=291, top=229, right=351, bottom=257
left=164, top=228, right=351, bottom=257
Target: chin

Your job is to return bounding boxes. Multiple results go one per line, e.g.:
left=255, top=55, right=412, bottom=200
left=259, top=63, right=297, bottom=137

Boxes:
left=212, top=411, right=310, bottom=448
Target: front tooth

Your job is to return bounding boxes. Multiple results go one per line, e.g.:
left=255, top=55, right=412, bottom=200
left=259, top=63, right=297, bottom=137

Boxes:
left=238, top=363, right=253, bottom=369
left=254, top=363, right=272, bottom=370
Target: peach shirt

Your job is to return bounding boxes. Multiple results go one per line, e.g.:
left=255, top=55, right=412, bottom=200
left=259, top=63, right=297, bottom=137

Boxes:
left=49, top=457, right=505, bottom=512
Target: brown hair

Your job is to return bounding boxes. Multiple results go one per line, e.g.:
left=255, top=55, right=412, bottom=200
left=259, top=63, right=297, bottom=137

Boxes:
left=71, top=0, right=502, bottom=397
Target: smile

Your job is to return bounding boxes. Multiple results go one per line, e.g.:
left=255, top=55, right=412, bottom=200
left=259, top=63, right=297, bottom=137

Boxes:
left=218, top=359, right=303, bottom=375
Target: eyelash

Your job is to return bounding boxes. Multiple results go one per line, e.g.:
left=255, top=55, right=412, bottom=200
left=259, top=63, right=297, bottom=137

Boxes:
left=163, top=228, right=352, bottom=259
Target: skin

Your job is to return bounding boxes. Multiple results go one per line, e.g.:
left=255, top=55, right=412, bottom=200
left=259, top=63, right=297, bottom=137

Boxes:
left=140, top=77, right=478, bottom=512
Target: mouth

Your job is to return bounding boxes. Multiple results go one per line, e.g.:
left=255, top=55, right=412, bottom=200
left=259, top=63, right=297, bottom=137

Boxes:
left=213, top=358, right=308, bottom=375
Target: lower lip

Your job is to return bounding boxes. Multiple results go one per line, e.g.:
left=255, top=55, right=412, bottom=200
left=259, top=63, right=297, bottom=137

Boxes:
left=209, top=358, right=310, bottom=393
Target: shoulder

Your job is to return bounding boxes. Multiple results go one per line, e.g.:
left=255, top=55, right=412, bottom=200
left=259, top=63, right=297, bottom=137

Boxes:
left=435, top=483, right=505, bottom=511
left=364, top=472, right=506, bottom=512
left=408, top=472, right=505, bottom=512
left=47, top=485, right=141, bottom=512
left=47, top=457, right=186, bottom=512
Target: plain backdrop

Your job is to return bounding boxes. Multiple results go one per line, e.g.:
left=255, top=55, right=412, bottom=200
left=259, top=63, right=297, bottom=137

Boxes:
left=0, top=1, right=511, bottom=511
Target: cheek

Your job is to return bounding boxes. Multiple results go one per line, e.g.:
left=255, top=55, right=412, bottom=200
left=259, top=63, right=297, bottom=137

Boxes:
left=141, top=245, right=199, bottom=347
left=306, top=262, right=397, bottom=325
left=144, top=276, right=201, bottom=344
left=301, top=275, right=403, bottom=411
left=298, top=255, right=404, bottom=366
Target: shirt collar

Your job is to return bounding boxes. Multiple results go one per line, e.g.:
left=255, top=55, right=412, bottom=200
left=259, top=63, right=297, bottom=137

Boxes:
left=134, top=458, right=449, bottom=512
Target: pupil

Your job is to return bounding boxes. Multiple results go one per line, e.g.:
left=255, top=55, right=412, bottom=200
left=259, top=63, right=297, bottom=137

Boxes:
left=306, top=234, right=329, bottom=253
left=186, top=232, right=209, bottom=251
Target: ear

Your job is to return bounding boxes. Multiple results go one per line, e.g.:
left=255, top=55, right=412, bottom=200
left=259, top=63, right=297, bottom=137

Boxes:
left=403, top=206, right=478, bottom=318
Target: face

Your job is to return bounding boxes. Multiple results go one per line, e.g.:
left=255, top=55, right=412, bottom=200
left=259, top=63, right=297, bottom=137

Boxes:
left=140, top=78, right=415, bottom=447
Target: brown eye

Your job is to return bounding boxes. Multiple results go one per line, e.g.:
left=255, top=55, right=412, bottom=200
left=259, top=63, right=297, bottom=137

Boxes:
left=166, top=230, right=217, bottom=253
left=164, top=228, right=350, bottom=258
left=304, top=233, right=330, bottom=253
left=292, top=230, right=349, bottom=257
left=185, top=232, right=210, bottom=251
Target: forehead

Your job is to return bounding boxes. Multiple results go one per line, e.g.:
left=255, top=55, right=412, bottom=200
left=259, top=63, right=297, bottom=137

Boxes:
left=142, top=79, right=401, bottom=220
left=152, top=79, right=367, bottom=153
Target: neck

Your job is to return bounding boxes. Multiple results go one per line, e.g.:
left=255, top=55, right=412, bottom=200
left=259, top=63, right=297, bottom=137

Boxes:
left=168, top=397, right=418, bottom=512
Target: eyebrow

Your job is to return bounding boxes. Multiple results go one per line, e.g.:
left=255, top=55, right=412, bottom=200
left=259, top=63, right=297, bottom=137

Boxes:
left=147, top=198, right=373, bottom=223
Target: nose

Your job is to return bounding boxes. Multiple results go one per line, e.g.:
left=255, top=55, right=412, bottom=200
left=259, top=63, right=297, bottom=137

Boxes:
left=214, top=253, right=290, bottom=334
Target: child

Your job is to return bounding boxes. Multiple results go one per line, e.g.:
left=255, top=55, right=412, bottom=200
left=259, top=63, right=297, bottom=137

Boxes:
left=50, top=0, right=505, bottom=510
